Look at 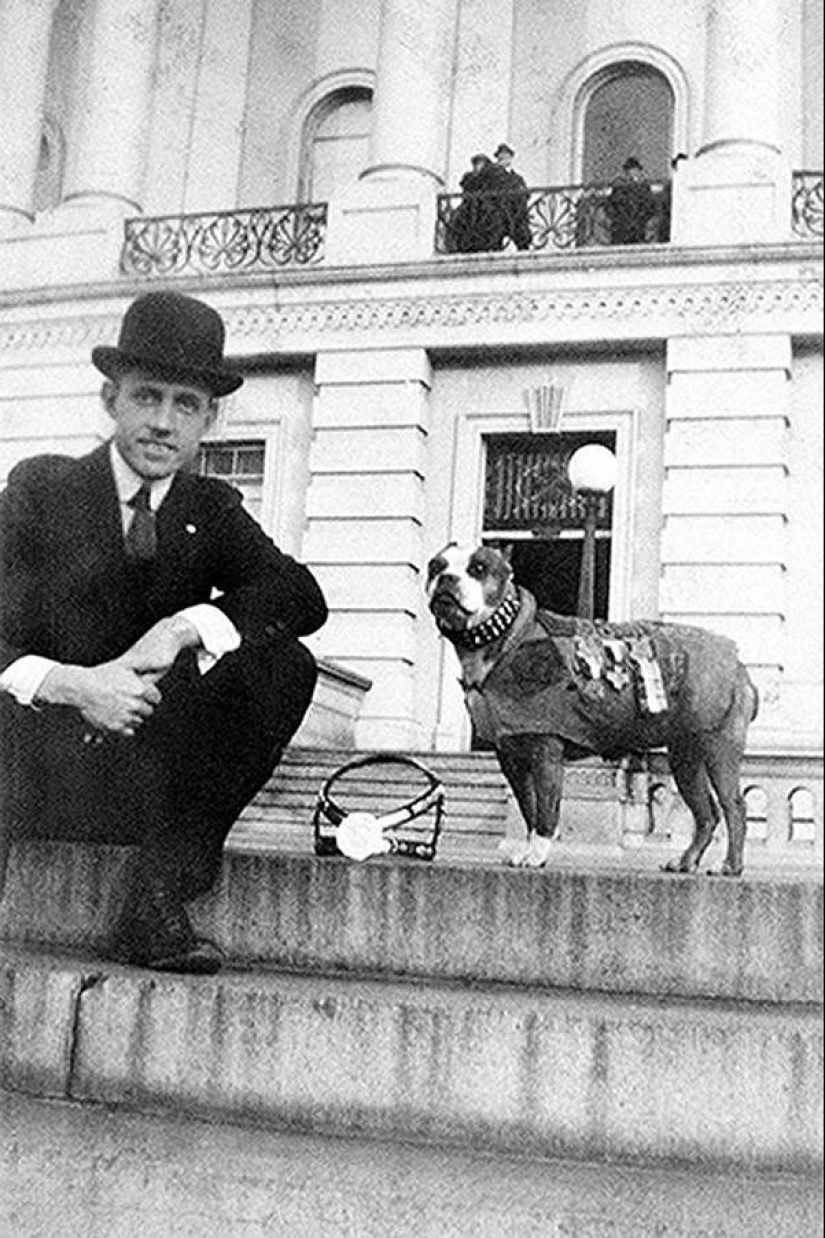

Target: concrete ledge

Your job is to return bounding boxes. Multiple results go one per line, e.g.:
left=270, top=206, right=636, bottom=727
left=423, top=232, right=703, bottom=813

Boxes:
left=1, top=842, right=822, bottom=1005
left=0, top=945, right=821, bottom=1173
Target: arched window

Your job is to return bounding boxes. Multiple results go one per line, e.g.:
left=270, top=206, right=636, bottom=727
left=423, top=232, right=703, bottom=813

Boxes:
left=300, top=88, right=372, bottom=202
left=582, top=63, right=674, bottom=184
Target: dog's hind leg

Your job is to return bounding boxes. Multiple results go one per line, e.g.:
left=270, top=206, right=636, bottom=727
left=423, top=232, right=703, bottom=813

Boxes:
left=663, top=743, right=720, bottom=874
left=700, top=670, right=757, bottom=876
left=702, top=736, right=748, bottom=877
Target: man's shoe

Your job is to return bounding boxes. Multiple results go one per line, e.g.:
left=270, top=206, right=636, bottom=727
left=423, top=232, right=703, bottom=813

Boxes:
left=109, top=870, right=224, bottom=975
left=132, top=935, right=225, bottom=975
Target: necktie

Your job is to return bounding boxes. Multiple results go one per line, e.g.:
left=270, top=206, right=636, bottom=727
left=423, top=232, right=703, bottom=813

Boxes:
left=125, top=484, right=157, bottom=561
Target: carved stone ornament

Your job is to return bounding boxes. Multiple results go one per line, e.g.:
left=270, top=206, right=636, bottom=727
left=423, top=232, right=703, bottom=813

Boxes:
left=0, top=277, right=821, bottom=358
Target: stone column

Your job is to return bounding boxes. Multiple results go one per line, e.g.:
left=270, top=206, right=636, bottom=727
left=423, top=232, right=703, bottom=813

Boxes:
left=303, top=349, right=432, bottom=749
left=364, top=0, right=459, bottom=186
left=674, top=0, right=790, bottom=243
left=183, top=0, right=254, bottom=212
left=0, top=0, right=60, bottom=227
left=62, top=0, right=161, bottom=214
left=325, top=0, right=460, bottom=263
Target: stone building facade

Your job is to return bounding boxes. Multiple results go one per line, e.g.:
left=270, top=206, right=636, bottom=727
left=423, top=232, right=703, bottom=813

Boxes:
left=0, top=0, right=822, bottom=860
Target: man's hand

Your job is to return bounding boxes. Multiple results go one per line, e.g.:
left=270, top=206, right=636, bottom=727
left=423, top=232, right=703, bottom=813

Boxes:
left=117, top=615, right=200, bottom=678
left=36, top=662, right=163, bottom=737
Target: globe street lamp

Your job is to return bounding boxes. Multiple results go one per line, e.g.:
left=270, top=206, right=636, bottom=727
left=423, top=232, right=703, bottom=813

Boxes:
left=567, top=443, right=616, bottom=620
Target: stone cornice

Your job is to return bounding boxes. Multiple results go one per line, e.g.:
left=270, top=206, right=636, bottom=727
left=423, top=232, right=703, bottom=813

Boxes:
left=0, top=267, right=821, bottom=360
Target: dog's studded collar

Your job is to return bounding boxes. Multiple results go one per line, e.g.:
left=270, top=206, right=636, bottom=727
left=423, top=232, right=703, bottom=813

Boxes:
left=442, top=591, right=521, bottom=649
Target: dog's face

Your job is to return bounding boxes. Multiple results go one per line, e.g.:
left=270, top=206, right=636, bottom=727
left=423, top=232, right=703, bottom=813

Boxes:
left=426, top=543, right=513, bottom=632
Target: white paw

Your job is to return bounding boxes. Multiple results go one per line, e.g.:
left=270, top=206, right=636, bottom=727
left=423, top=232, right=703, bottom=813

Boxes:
left=523, top=835, right=553, bottom=868
left=498, top=837, right=529, bottom=866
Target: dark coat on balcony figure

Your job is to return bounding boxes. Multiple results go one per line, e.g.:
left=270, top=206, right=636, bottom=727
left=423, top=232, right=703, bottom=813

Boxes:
left=451, top=154, right=502, bottom=253
left=488, top=143, right=532, bottom=251
left=607, top=157, right=658, bottom=245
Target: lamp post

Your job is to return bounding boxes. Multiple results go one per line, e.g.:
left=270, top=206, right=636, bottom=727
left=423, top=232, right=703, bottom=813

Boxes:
left=567, top=443, right=616, bottom=620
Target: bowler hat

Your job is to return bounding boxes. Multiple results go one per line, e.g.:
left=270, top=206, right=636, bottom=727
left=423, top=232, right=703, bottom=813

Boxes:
left=92, top=291, right=243, bottom=397
left=494, top=142, right=514, bottom=158
left=623, top=156, right=643, bottom=171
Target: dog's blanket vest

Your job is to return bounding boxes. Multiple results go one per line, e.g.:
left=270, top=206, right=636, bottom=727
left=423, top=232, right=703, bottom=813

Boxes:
left=459, top=589, right=747, bottom=754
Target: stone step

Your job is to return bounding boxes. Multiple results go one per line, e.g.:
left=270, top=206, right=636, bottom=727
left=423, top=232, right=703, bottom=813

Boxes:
left=1, top=942, right=820, bottom=1173
left=1, top=841, right=821, bottom=1006
left=234, top=746, right=825, bottom=872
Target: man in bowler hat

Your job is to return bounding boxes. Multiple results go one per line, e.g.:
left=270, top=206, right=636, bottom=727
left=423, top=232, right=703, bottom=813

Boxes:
left=0, top=291, right=327, bottom=973
left=606, top=156, right=658, bottom=245
left=488, top=142, right=532, bottom=251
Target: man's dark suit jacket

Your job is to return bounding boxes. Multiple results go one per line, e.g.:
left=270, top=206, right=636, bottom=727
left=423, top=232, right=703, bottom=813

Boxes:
left=0, top=442, right=327, bottom=867
left=0, top=442, right=327, bottom=672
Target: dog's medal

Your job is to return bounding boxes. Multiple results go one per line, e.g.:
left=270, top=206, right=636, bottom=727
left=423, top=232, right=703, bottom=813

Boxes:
left=603, top=639, right=631, bottom=692
left=629, top=636, right=668, bottom=714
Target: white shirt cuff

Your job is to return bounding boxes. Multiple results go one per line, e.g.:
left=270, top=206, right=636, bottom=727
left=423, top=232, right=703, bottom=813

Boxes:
left=0, top=655, right=59, bottom=706
left=176, top=604, right=241, bottom=675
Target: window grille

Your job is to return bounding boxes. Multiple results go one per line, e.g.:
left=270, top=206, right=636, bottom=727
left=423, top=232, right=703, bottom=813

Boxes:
left=197, top=440, right=266, bottom=523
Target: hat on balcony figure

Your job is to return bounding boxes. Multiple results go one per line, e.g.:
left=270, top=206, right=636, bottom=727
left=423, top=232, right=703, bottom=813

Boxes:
left=494, top=142, right=515, bottom=158
left=92, top=291, right=244, bottom=397
left=622, top=156, right=643, bottom=172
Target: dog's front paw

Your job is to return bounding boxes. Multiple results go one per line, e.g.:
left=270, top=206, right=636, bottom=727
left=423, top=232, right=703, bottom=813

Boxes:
left=498, top=837, right=529, bottom=866
left=523, top=835, right=553, bottom=868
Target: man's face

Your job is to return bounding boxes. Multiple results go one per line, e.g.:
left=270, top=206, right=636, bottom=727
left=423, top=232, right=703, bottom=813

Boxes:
left=103, top=369, right=217, bottom=481
left=497, top=150, right=513, bottom=169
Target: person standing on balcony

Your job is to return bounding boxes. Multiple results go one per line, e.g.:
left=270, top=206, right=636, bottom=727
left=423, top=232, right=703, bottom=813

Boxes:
left=606, top=156, right=658, bottom=245
left=0, top=291, right=328, bottom=974
left=489, top=142, right=533, bottom=251
left=451, top=153, right=501, bottom=253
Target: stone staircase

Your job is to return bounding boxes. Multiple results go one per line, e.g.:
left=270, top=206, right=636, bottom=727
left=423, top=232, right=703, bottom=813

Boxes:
left=1, top=805, right=822, bottom=1176
left=229, top=746, right=825, bottom=874
left=230, top=747, right=511, bottom=862
left=2, top=745, right=823, bottom=1179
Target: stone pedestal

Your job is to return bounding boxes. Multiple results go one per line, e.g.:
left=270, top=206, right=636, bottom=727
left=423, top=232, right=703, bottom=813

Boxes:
left=325, top=177, right=440, bottom=265
left=303, top=349, right=432, bottom=749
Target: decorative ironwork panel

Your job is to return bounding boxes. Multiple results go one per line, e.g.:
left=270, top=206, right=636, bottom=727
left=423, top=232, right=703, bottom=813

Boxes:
left=792, top=171, right=824, bottom=239
left=120, top=203, right=328, bottom=277
left=483, top=432, right=615, bottom=533
left=435, top=182, right=666, bottom=255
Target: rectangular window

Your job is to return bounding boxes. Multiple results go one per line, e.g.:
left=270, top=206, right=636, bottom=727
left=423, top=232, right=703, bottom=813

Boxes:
left=197, top=440, right=266, bottom=523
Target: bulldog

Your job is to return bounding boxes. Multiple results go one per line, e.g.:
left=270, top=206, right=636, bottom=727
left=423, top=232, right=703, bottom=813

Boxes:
left=427, top=543, right=759, bottom=874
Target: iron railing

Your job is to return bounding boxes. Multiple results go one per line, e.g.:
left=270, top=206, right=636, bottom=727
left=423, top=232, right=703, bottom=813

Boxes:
left=791, top=171, right=824, bottom=240
left=120, top=202, right=328, bottom=277
left=435, top=181, right=668, bottom=255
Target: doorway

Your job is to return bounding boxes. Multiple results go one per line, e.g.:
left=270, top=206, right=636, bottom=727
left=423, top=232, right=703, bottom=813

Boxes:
left=482, top=430, right=615, bottom=619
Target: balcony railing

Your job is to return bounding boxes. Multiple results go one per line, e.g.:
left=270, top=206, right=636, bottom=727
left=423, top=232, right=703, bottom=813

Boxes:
left=435, top=182, right=668, bottom=255
left=792, top=171, right=824, bottom=240
left=120, top=203, right=327, bottom=277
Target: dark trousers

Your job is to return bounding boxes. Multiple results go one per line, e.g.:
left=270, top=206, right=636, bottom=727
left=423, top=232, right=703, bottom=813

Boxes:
left=0, top=635, right=317, bottom=900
